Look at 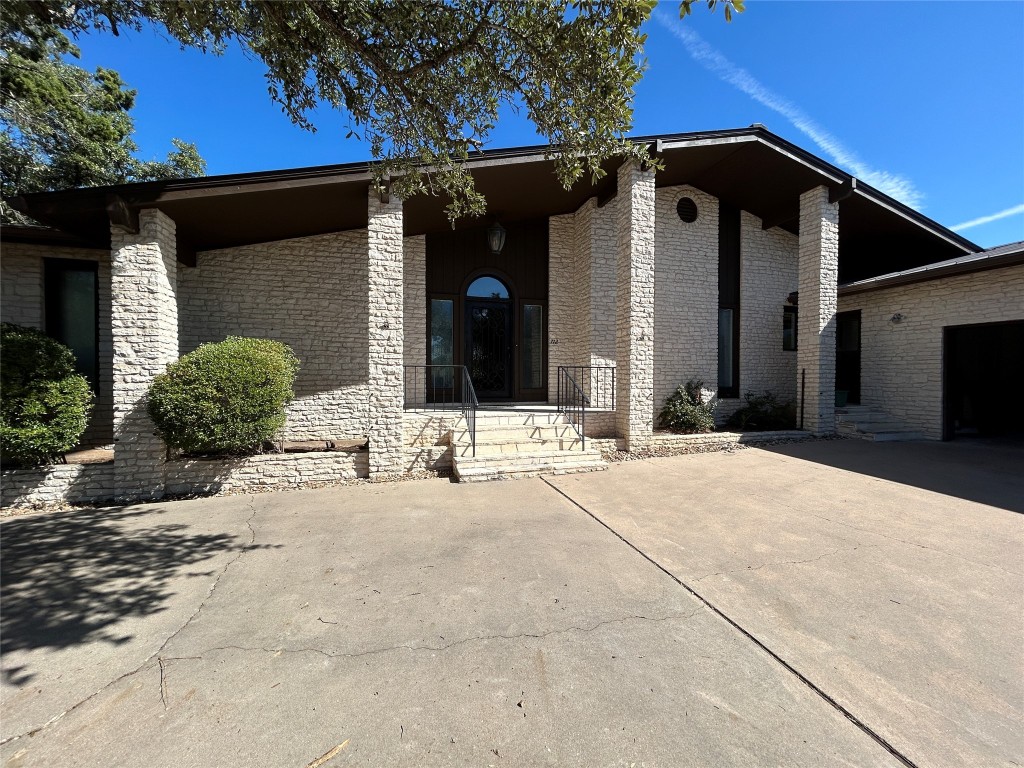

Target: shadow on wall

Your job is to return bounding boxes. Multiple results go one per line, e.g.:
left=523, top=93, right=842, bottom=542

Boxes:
left=0, top=505, right=273, bottom=686
left=757, top=438, right=1024, bottom=515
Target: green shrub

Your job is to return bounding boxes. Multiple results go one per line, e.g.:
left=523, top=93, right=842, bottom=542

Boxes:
left=726, top=391, right=797, bottom=432
left=659, top=379, right=716, bottom=434
left=147, top=337, right=299, bottom=455
left=0, top=323, right=94, bottom=466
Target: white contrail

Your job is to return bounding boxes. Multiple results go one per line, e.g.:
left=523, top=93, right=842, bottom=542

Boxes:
left=951, top=203, right=1024, bottom=232
left=654, top=11, right=924, bottom=209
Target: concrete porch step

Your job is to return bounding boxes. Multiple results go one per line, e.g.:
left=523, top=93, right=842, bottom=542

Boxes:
left=452, top=448, right=606, bottom=482
left=452, top=423, right=578, bottom=442
left=452, top=437, right=585, bottom=456
left=835, top=406, right=923, bottom=442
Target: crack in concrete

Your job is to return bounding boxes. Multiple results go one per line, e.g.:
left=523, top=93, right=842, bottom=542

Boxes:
left=541, top=477, right=921, bottom=768
left=0, top=498, right=261, bottom=747
left=804, top=512, right=1024, bottom=579
left=196, top=608, right=707, bottom=661
left=693, top=544, right=876, bottom=582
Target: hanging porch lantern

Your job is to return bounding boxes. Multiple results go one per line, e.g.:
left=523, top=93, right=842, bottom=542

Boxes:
left=486, top=221, right=507, bottom=255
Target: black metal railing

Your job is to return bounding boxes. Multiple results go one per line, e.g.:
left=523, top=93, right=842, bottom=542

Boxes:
left=557, top=366, right=586, bottom=449
left=556, top=366, right=617, bottom=449
left=404, top=365, right=477, bottom=456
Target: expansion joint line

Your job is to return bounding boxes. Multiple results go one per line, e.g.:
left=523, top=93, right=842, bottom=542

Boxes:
left=540, top=477, right=920, bottom=768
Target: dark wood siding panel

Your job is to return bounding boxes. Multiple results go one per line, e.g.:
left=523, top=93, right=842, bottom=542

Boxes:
left=426, top=220, right=548, bottom=298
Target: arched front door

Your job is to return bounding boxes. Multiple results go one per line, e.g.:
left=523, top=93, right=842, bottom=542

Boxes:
left=464, top=275, right=513, bottom=398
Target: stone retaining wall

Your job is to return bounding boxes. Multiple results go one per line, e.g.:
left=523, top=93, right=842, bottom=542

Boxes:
left=1, top=462, right=115, bottom=508
left=164, top=450, right=369, bottom=496
left=590, top=429, right=809, bottom=453
left=2, top=450, right=370, bottom=508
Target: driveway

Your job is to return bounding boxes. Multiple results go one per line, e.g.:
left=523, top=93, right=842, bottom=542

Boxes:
left=1, top=439, right=1022, bottom=767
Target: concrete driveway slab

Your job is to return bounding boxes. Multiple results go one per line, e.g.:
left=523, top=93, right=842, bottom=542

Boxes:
left=548, top=439, right=1024, bottom=768
left=2, top=476, right=904, bottom=767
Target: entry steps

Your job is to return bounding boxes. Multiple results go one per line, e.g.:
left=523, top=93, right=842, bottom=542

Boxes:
left=452, top=410, right=606, bottom=481
left=835, top=405, right=924, bottom=442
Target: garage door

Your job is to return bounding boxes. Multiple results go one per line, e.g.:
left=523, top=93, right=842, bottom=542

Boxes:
left=944, top=320, right=1024, bottom=439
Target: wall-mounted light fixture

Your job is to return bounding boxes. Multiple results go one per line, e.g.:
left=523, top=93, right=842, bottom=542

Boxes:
left=890, top=312, right=905, bottom=324
left=487, top=221, right=507, bottom=256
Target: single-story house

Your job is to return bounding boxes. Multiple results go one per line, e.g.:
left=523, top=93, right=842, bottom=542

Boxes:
left=1, top=126, right=1021, bottom=502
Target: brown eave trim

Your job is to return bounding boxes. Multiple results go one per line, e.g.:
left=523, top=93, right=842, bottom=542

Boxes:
left=838, top=251, right=1024, bottom=296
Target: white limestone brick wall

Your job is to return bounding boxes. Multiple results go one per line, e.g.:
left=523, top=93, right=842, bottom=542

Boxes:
left=366, top=193, right=405, bottom=476
left=179, top=230, right=370, bottom=442
left=403, top=235, right=426, bottom=367
left=654, top=185, right=719, bottom=426
left=716, top=213, right=800, bottom=422
left=402, top=412, right=459, bottom=472
left=110, top=209, right=178, bottom=500
left=548, top=213, right=577, bottom=394
left=1, top=462, right=115, bottom=508
left=0, top=242, right=114, bottom=447
left=797, top=186, right=840, bottom=435
left=838, top=264, right=1024, bottom=440
left=615, top=161, right=656, bottom=448
left=588, top=198, right=619, bottom=370
left=165, top=450, right=369, bottom=496
left=548, top=197, right=620, bottom=408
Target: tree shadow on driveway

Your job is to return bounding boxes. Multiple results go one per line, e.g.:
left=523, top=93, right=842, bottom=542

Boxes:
left=0, top=504, right=263, bottom=686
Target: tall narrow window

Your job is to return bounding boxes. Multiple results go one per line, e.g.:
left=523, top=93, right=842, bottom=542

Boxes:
left=783, top=306, right=798, bottom=351
left=521, top=304, right=543, bottom=390
left=718, top=203, right=741, bottom=397
left=718, top=309, right=734, bottom=390
left=429, top=299, right=454, bottom=388
left=45, top=258, right=98, bottom=389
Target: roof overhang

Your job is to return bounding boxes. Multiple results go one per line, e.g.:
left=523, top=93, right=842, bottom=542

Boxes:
left=839, top=243, right=1024, bottom=296
left=5, top=126, right=979, bottom=280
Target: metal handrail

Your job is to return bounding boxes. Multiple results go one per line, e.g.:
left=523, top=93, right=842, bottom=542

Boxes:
left=556, top=365, right=617, bottom=450
left=557, top=366, right=587, bottom=450
left=403, top=364, right=477, bottom=457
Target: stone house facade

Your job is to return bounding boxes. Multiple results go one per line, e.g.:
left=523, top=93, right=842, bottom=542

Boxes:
left=2, top=126, right=1017, bottom=502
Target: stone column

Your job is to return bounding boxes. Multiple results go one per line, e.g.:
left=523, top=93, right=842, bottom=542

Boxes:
left=614, top=160, right=657, bottom=450
left=367, top=189, right=405, bottom=477
left=110, top=208, right=178, bottom=500
left=797, top=186, right=839, bottom=435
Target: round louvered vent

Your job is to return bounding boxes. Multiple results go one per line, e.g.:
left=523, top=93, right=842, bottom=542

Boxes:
left=676, top=197, right=698, bottom=223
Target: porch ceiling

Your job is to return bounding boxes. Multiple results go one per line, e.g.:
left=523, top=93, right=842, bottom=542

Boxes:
left=6, top=126, right=976, bottom=281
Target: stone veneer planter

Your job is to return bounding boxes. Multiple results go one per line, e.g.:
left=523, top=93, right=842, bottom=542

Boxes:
left=1, top=462, right=116, bottom=508
left=589, top=429, right=810, bottom=453
left=164, top=450, right=369, bottom=496
left=1, top=449, right=369, bottom=508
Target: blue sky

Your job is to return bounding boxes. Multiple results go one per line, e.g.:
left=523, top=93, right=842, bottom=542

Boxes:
left=74, top=1, right=1024, bottom=247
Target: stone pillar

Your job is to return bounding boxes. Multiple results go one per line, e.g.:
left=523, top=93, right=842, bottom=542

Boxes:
left=614, top=160, right=656, bottom=450
left=797, top=186, right=839, bottom=435
left=110, top=208, right=178, bottom=500
left=367, top=189, right=405, bottom=477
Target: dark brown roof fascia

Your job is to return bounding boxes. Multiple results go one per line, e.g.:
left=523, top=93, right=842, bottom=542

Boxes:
left=838, top=250, right=1024, bottom=296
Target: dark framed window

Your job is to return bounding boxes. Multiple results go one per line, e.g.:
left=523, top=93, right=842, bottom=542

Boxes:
left=44, top=258, right=99, bottom=390
left=783, top=306, right=798, bottom=351
left=718, top=203, right=740, bottom=398
left=429, top=298, right=455, bottom=388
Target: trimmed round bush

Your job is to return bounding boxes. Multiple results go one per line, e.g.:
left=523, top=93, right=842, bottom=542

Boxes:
left=1, top=322, right=94, bottom=466
left=147, top=337, right=299, bottom=455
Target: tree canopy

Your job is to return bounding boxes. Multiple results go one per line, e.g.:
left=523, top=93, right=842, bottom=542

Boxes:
left=1, top=3, right=206, bottom=224
left=4, top=1, right=740, bottom=222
